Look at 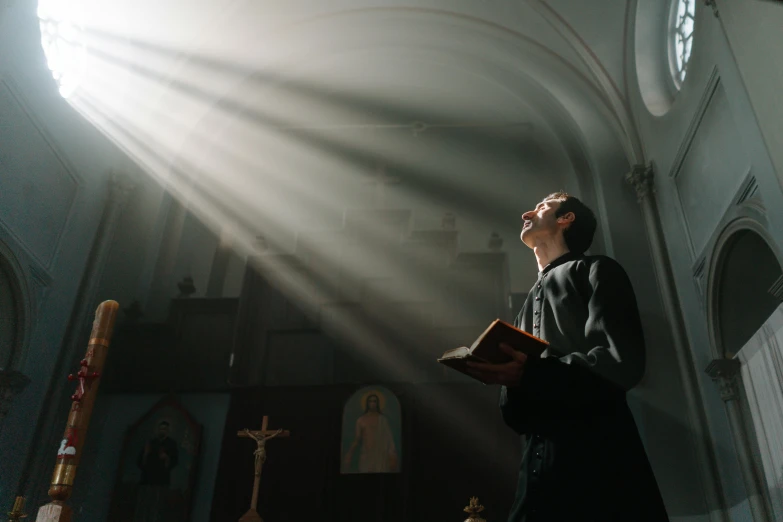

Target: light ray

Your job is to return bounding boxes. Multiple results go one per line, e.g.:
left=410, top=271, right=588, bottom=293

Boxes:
left=41, top=5, right=540, bottom=467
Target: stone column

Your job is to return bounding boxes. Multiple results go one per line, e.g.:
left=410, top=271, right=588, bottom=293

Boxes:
left=19, top=171, right=136, bottom=503
left=206, top=230, right=233, bottom=298
left=705, top=359, right=773, bottom=522
left=0, top=369, right=30, bottom=422
left=625, top=163, right=729, bottom=522
left=146, top=195, right=189, bottom=316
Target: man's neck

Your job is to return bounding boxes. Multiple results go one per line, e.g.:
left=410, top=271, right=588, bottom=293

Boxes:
left=532, top=240, right=570, bottom=272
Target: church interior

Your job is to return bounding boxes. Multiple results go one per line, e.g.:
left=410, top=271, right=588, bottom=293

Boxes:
left=2, top=0, right=783, bottom=521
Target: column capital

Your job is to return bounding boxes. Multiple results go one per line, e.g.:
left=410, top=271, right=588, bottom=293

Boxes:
left=625, top=162, right=655, bottom=202
left=705, top=358, right=742, bottom=402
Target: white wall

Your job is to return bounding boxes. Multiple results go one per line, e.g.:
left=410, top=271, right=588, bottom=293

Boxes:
left=719, top=0, right=783, bottom=196
left=627, top=0, right=783, bottom=519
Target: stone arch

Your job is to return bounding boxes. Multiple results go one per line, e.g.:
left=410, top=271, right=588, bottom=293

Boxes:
left=153, top=5, right=643, bottom=302
left=167, top=7, right=637, bottom=254
left=706, top=217, right=783, bottom=358
left=0, top=240, right=30, bottom=370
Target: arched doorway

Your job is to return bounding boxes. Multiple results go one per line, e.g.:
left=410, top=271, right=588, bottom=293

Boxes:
left=714, top=228, right=782, bottom=357
left=0, top=242, right=31, bottom=424
left=0, top=251, right=23, bottom=370
left=708, top=223, right=783, bottom=519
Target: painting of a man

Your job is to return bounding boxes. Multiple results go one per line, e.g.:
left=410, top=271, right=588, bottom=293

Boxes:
left=108, top=398, right=201, bottom=522
left=341, top=387, right=401, bottom=474
left=139, top=421, right=179, bottom=485
left=133, top=420, right=180, bottom=522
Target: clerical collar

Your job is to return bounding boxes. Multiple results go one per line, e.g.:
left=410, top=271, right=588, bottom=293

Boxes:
left=539, top=251, right=580, bottom=276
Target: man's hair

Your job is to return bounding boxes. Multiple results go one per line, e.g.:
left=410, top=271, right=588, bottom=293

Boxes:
left=365, top=394, right=382, bottom=413
left=545, top=192, right=597, bottom=255
left=158, top=421, right=170, bottom=427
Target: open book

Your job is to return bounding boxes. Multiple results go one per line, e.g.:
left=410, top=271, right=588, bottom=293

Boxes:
left=438, top=319, right=549, bottom=384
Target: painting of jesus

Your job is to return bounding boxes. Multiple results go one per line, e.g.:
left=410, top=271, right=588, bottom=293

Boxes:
left=341, top=386, right=401, bottom=474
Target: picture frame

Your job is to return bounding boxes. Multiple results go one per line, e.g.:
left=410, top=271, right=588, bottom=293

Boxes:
left=107, top=396, right=202, bottom=522
left=341, top=385, right=402, bottom=474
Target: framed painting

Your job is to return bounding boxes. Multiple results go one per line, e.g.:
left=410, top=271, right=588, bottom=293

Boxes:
left=107, top=396, right=202, bottom=522
left=340, top=385, right=401, bottom=474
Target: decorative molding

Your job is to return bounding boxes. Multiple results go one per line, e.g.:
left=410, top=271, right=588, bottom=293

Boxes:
left=28, top=262, right=53, bottom=288
left=0, top=78, right=82, bottom=184
left=28, top=261, right=53, bottom=321
left=0, top=233, right=35, bottom=371
left=704, top=0, right=720, bottom=18
left=735, top=173, right=765, bottom=214
left=669, top=66, right=722, bottom=181
left=0, top=77, right=82, bottom=269
left=769, top=275, right=783, bottom=302
left=529, top=0, right=644, bottom=164
left=668, top=67, right=727, bottom=261
left=692, top=256, right=707, bottom=301
left=231, top=119, right=532, bottom=135
left=625, top=162, right=655, bottom=202
left=705, top=358, right=741, bottom=402
left=736, top=176, right=758, bottom=204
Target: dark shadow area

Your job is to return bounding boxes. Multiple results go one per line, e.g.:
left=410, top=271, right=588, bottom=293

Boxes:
left=210, top=383, right=519, bottom=522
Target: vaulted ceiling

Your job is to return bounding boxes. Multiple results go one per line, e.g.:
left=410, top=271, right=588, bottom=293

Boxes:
left=1, top=0, right=640, bottom=290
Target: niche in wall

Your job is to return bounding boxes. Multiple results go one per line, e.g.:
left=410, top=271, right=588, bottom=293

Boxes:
left=0, top=263, right=18, bottom=368
left=714, top=229, right=782, bottom=356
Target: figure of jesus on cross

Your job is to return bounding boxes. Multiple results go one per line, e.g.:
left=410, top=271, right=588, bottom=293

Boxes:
left=236, top=416, right=290, bottom=522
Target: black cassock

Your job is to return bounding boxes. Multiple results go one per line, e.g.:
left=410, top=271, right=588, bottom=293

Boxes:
left=500, top=252, right=669, bottom=522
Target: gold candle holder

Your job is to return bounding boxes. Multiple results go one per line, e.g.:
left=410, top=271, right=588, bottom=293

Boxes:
left=463, top=497, right=486, bottom=522
left=8, top=495, right=28, bottom=521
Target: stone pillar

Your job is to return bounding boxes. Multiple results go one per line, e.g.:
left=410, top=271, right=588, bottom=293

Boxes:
left=146, top=195, right=189, bottom=316
left=625, top=163, right=729, bottom=522
left=705, top=359, right=773, bottom=522
left=206, top=230, right=233, bottom=298
left=18, top=171, right=136, bottom=504
left=0, top=370, right=30, bottom=422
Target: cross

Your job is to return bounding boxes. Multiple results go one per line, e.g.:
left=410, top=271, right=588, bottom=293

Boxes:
left=236, top=416, right=290, bottom=522
left=365, top=163, right=401, bottom=208
left=67, top=359, right=100, bottom=403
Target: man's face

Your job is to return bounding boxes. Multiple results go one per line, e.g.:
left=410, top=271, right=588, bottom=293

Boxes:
left=520, top=199, right=563, bottom=248
left=157, top=424, right=169, bottom=439
left=368, top=397, right=379, bottom=412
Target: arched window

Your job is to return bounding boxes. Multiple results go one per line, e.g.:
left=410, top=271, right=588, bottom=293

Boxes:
left=669, top=0, right=695, bottom=88
left=37, top=0, right=86, bottom=98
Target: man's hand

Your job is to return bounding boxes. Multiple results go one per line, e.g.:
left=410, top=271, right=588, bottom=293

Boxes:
left=467, top=343, right=528, bottom=386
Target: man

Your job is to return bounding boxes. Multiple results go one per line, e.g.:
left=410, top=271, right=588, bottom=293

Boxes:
left=134, top=420, right=179, bottom=522
left=468, top=192, right=668, bottom=522
left=138, top=420, right=179, bottom=485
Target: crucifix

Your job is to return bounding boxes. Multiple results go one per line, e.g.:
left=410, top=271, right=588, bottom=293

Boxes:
left=236, top=416, right=290, bottom=522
